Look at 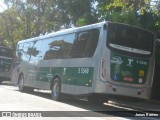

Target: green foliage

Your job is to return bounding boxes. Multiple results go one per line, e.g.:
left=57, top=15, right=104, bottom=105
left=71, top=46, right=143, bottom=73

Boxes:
left=1, top=0, right=98, bottom=48
left=97, top=0, right=160, bottom=34
left=0, top=0, right=160, bottom=48
left=76, top=14, right=98, bottom=27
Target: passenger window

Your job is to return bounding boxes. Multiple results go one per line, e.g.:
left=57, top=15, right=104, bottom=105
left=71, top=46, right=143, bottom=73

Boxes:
left=63, top=34, right=75, bottom=58
left=43, top=36, right=65, bottom=59
left=29, top=40, right=42, bottom=61
left=16, top=43, right=24, bottom=62
left=51, top=36, right=65, bottom=59
left=86, top=29, right=100, bottom=57
left=16, top=42, right=33, bottom=62
left=42, top=38, right=54, bottom=60
left=71, top=29, right=100, bottom=58
left=23, top=42, right=33, bottom=61
left=43, top=34, right=75, bottom=60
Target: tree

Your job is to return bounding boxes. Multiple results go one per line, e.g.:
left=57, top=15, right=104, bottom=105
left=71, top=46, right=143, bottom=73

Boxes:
left=1, top=0, right=98, bottom=48
left=4, top=0, right=64, bottom=37
left=55, top=0, right=98, bottom=27
left=97, top=0, right=160, bottom=35
left=1, top=0, right=160, bottom=49
left=0, top=8, right=17, bottom=48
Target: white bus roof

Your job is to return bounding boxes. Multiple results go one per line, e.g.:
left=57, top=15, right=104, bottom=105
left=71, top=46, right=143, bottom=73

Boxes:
left=18, top=21, right=107, bottom=44
left=17, top=21, right=155, bottom=44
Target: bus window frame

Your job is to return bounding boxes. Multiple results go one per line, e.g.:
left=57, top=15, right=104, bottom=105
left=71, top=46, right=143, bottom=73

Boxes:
left=106, top=23, right=155, bottom=58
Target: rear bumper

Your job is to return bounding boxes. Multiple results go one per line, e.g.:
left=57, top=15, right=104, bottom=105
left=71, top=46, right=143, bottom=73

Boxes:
left=105, top=83, right=151, bottom=99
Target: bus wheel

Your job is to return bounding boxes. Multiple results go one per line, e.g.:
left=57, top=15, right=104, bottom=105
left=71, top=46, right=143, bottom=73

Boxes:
left=51, top=78, right=61, bottom=101
left=18, top=75, right=25, bottom=92
left=88, top=94, right=108, bottom=105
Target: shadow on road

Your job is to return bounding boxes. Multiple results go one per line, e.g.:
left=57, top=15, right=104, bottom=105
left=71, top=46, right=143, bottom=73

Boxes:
left=0, top=83, right=148, bottom=118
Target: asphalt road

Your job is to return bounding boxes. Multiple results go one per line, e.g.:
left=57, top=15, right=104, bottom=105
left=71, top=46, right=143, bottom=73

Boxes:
left=0, top=83, right=159, bottom=120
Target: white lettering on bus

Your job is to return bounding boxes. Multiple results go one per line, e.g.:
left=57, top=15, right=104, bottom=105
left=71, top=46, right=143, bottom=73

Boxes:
left=78, top=68, right=89, bottom=74
left=111, top=56, right=123, bottom=65
left=63, top=68, right=66, bottom=74
left=136, top=60, right=147, bottom=65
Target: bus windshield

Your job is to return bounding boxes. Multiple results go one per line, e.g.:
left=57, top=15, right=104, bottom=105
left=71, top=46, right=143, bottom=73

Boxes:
left=107, top=22, right=155, bottom=57
left=0, top=47, right=13, bottom=58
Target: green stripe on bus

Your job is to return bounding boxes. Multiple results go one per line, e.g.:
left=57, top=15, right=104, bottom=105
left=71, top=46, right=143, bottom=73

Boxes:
left=36, top=67, right=94, bottom=87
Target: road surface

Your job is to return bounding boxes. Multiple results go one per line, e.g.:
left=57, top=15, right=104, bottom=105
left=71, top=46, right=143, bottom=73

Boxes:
left=0, top=84, right=130, bottom=120
left=1, top=83, right=159, bottom=120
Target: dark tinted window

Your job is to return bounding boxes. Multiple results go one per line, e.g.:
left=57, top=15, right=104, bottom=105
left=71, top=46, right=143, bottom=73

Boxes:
left=23, top=42, right=33, bottom=61
left=16, top=43, right=23, bottom=62
left=63, top=34, right=75, bottom=58
left=16, top=29, right=99, bottom=61
left=43, top=33, right=75, bottom=60
left=29, top=40, right=42, bottom=61
left=16, top=41, right=43, bottom=62
left=107, top=22, right=155, bottom=57
left=41, top=38, right=54, bottom=60
left=43, top=36, right=64, bottom=60
left=16, top=43, right=28, bottom=62
left=107, top=23, right=154, bottom=55
left=0, top=47, right=13, bottom=58
left=0, top=58, right=12, bottom=72
left=70, top=29, right=100, bottom=58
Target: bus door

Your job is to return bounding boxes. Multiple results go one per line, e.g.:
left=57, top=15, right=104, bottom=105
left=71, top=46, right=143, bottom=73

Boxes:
left=23, top=42, right=35, bottom=87
left=36, top=37, right=55, bottom=89
left=28, top=40, right=43, bottom=88
left=13, top=43, right=32, bottom=86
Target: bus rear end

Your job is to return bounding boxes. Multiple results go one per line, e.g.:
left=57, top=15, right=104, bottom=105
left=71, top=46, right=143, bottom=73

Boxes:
left=105, top=22, right=155, bottom=99
left=0, top=46, right=13, bottom=83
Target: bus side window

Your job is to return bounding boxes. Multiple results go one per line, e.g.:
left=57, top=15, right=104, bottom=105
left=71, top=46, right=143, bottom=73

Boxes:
left=70, top=32, right=89, bottom=58
left=43, top=34, right=75, bottom=60
left=16, top=42, right=33, bottom=62
left=70, top=29, right=100, bottom=58
left=85, top=29, right=100, bottom=57
left=42, top=36, right=65, bottom=60
left=47, top=36, right=65, bottom=59
left=42, top=38, right=54, bottom=60
left=16, top=43, right=24, bottom=62
left=15, top=44, right=19, bottom=62
left=63, top=33, right=75, bottom=58
left=23, top=42, right=34, bottom=61
left=29, top=40, right=43, bottom=61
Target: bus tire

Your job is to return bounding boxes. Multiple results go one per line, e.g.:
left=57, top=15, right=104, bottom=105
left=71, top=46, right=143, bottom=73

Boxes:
left=18, top=75, right=25, bottom=92
left=51, top=78, right=61, bottom=101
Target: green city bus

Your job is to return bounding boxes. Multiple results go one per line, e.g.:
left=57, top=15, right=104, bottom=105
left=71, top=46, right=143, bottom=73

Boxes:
left=11, top=21, right=155, bottom=103
left=0, top=46, right=13, bottom=83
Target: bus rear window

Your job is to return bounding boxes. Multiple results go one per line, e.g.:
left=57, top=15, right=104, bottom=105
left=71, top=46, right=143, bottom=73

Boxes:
left=0, top=47, right=13, bottom=58
left=107, top=22, right=155, bottom=57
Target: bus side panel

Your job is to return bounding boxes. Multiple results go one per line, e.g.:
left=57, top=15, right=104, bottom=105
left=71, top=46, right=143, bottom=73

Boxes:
left=94, top=50, right=111, bottom=93
left=61, top=58, right=93, bottom=95
left=32, top=58, right=94, bottom=95
left=91, top=30, right=110, bottom=94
